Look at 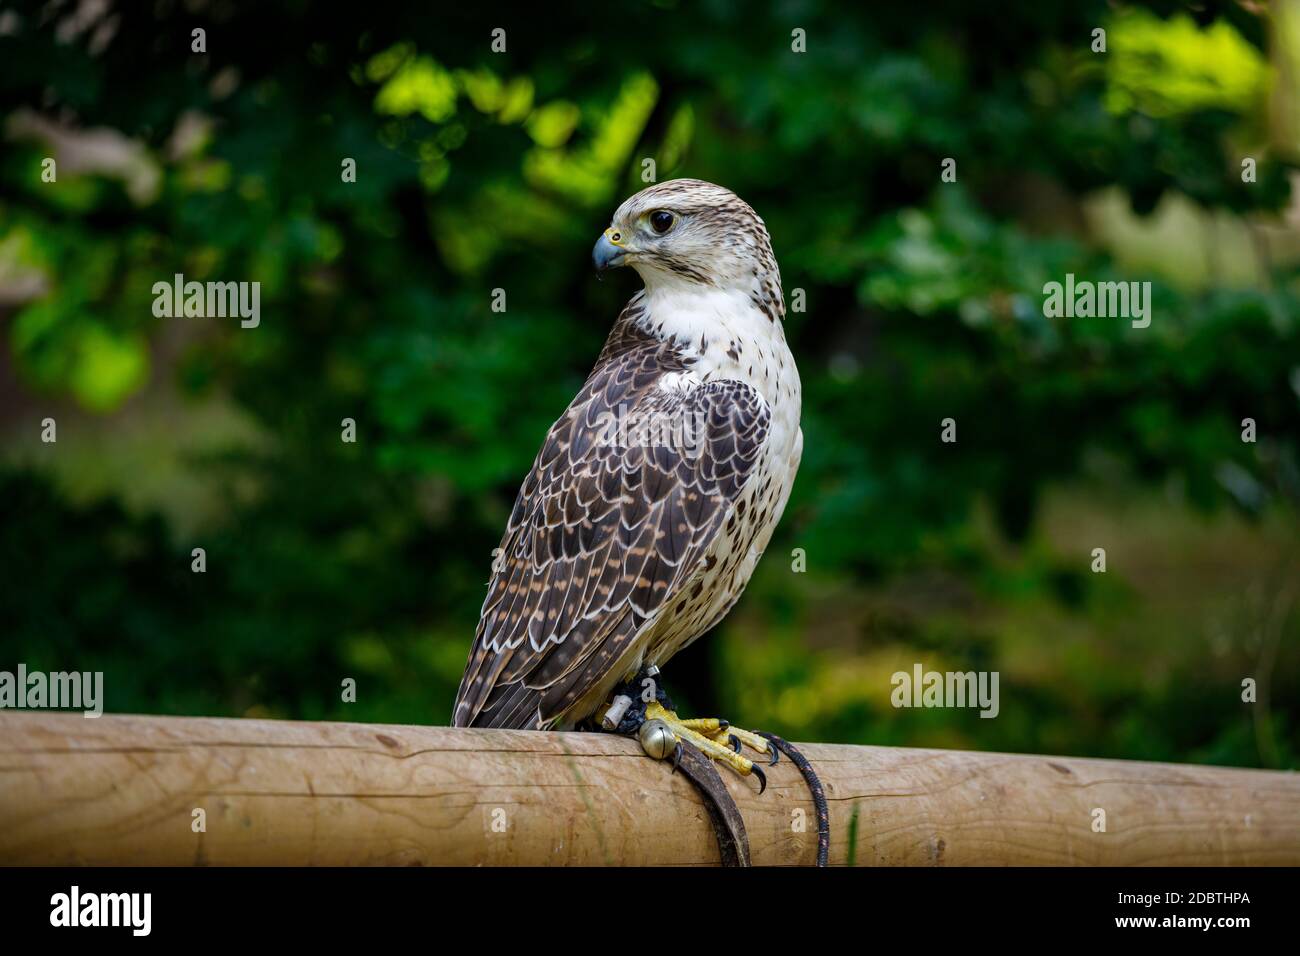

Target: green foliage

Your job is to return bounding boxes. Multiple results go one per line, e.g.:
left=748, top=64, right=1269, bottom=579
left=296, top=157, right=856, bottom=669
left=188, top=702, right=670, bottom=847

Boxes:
left=0, top=1, right=1296, bottom=768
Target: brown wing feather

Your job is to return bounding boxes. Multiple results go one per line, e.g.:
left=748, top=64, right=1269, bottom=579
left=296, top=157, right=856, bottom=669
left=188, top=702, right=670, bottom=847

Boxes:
left=451, top=300, right=771, bottom=729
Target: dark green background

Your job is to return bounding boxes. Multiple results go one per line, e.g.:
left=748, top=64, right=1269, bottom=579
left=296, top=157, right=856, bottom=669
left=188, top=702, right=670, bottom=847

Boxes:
left=1, top=1, right=1297, bottom=769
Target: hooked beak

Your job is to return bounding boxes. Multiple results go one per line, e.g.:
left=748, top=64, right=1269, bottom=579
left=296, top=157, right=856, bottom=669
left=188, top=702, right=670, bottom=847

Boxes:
left=592, top=228, right=628, bottom=273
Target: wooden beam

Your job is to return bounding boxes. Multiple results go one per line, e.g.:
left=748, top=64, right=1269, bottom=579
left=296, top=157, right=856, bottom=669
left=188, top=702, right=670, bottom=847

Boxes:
left=2, top=712, right=1297, bottom=865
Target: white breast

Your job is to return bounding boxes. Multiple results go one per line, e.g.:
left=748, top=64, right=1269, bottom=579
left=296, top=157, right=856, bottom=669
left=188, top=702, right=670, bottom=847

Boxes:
left=638, top=285, right=800, bottom=410
left=633, top=286, right=803, bottom=667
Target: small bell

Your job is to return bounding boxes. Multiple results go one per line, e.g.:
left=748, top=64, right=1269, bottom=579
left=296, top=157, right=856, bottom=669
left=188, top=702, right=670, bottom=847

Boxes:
left=638, top=718, right=678, bottom=760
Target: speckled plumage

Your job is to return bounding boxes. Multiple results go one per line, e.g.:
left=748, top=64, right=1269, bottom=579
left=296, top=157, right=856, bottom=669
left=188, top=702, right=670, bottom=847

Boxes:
left=453, top=180, right=802, bottom=730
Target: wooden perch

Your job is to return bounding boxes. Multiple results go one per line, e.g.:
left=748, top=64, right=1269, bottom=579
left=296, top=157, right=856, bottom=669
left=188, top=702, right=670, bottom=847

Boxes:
left=1, top=712, right=1297, bottom=866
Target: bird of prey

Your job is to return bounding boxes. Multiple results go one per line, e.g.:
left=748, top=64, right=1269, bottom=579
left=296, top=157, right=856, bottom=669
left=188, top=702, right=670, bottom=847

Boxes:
left=453, top=179, right=801, bottom=783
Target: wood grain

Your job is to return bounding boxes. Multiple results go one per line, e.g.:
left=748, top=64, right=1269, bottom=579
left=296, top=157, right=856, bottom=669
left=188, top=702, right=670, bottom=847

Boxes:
left=1, top=712, right=1296, bottom=865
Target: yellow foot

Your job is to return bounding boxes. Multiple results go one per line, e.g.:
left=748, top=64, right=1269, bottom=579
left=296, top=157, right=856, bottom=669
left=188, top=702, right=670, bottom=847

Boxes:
left=639, top=701, right=776, bottom=792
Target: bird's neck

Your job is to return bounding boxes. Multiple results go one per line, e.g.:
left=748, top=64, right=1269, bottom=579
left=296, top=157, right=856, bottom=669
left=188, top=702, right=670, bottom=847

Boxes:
left=627, top=277, right=800, bottom=413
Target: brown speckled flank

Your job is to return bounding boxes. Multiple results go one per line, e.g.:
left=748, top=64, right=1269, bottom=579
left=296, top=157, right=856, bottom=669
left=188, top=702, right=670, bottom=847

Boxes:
left=454, top=179, right=802, bottom=730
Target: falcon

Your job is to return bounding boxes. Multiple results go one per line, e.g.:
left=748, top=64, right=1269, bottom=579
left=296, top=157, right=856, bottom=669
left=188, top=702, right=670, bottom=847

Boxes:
left=453, top=179, right=802, bottom=785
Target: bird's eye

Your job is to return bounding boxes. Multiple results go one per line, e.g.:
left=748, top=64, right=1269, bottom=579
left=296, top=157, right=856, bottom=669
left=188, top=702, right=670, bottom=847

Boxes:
left=649, top=210, right=675, bottom=235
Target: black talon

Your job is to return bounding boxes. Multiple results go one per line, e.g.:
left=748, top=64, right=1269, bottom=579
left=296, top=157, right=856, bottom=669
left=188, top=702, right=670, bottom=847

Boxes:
left=718, top=720, right=730, bottom=731
left=767, top=745, right=779, bottom=767
left=602, top=675, right=754, bottom=867
left=728, top=734, right=742, bottom=753
left=750, top=763, right=767, bottom=795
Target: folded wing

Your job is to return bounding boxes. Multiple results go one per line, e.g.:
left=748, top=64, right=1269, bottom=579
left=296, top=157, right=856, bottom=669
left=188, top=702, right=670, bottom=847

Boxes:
left=452, top=320, right=770, bottom=729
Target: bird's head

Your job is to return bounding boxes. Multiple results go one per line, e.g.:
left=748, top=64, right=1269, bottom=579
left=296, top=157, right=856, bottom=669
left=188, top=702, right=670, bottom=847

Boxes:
left=592, top=179, right=779, bottom=294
